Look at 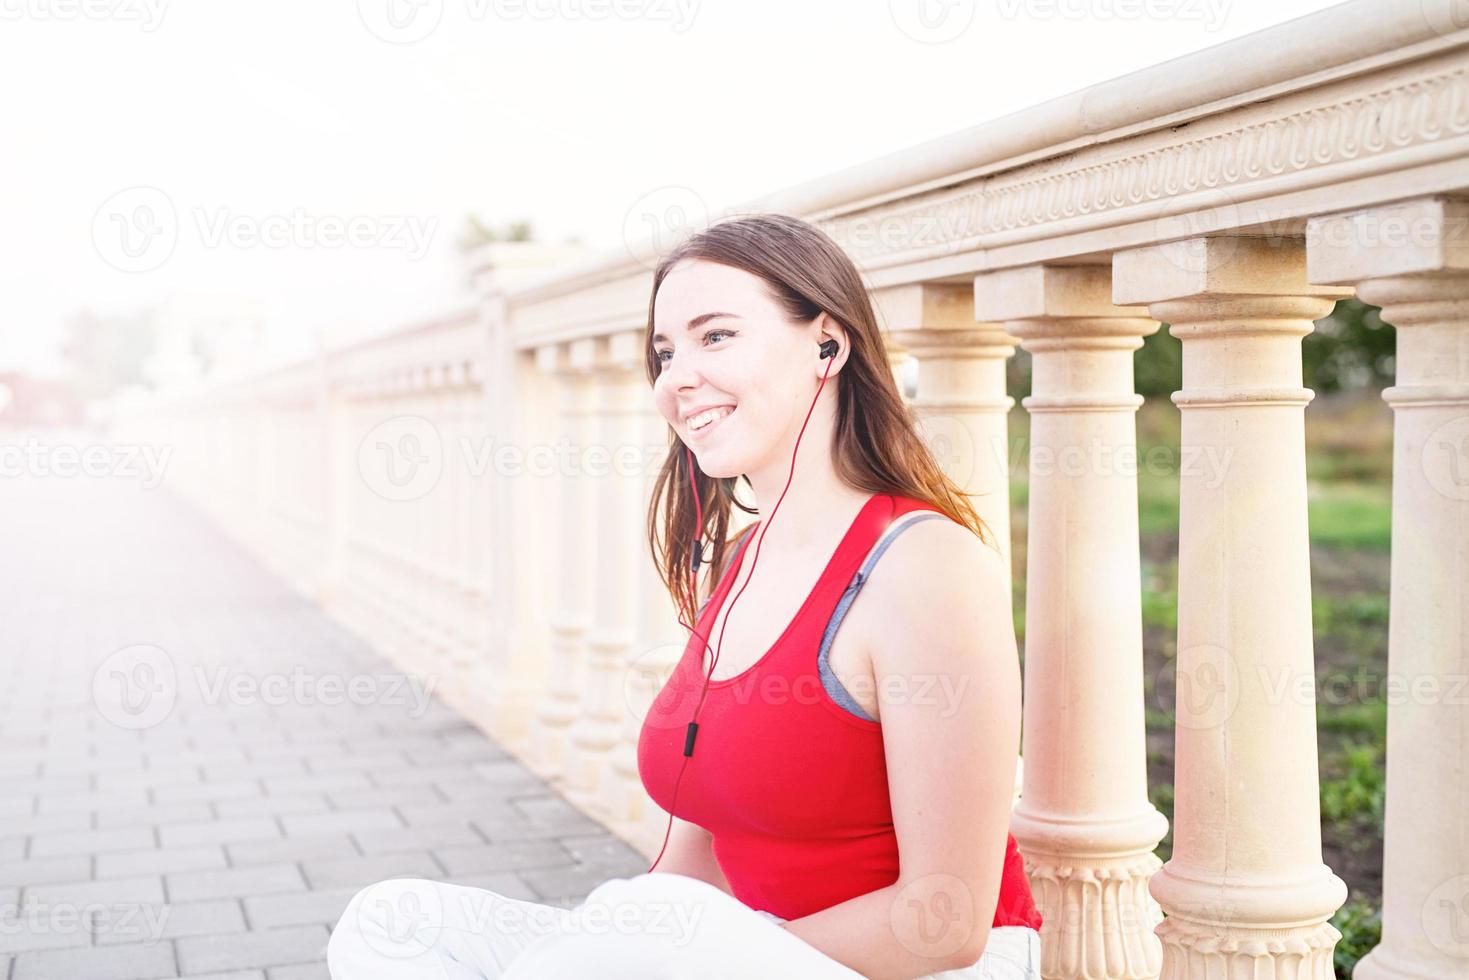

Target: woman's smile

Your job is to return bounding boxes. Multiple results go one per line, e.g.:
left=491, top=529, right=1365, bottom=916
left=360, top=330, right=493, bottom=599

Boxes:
left=687, top=405, right=736, bottom=439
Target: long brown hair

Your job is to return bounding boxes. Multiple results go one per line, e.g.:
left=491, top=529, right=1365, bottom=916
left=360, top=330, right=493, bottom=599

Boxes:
left=642, top=211, right=995, bottom=628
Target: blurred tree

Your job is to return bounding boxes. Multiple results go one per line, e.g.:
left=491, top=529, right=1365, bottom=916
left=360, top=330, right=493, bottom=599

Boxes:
left=60, top=309, right=153, bottom=400
left=1303, top=298, right=1395, bottom=394
left=455, top=213, right=536, bottom=252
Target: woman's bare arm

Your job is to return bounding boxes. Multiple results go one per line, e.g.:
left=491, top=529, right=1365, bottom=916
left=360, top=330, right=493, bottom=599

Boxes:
left=778, top=519, right=1018, bottom=979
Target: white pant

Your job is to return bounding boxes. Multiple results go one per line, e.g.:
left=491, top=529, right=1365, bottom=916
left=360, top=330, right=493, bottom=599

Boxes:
left=326, top=871, right=1040, bottom=979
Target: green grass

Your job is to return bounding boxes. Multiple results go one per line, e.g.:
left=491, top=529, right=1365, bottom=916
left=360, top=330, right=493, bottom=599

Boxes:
left=1318, top=700, right=1386, bottom=738
left=1331, top=897, right=1383, bottom=977
left=1320, top=740, right=1386, bottom=825
left=1308, top=483, right=1392, bottom=551
left=1313, top=593, right=1390, bottom=631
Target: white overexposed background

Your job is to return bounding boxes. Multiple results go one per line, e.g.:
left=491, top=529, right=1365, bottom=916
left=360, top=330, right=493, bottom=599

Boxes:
left=1, top=0, right=1350, bottom=379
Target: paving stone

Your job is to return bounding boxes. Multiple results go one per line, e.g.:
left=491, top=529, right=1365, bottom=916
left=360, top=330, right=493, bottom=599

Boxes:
left=434, top=840, right=576, bottom=876
left=471, top=814, right=565, bottom=843
left=167, top=864, right=307, bottom=903
left=555, top=832, right=650, bottom=873
left=397, top=800, right=519, bottom=827
left=214, top=795, right=329, bottom=820
left=36, top=788, right=150, bottom=815
left=267, top=965, right=329, bottom=980
left=0, top=905, right=91, bottom=955
left=300, top=851, right=443, bottom=890
left=518, top=864, right=628, bottom=905
left=261, top=772, right=370, bottom=797
left=510, top=795, right=605, bottom=834
left=97, top=802, right=215, bottom=829
left=160, top=817, right=281, bottom=848
left=278, top=809, right=401, bottom=837
left=1, top=813, right=91, bottom=837
left=323, top=784, right=441, bottom=809
left=98, top=844, right=229, bottom=879
left=176, top=923, right=328, bottom=975
left=29, top=826, right=156, bottom=859
left=225, top=835, right=357, bottom=867
left=241, top=886, right=360, bottom=930
left=352, top=821, right=482, bottom=854
left=152, top=778, right=265, bottom=805
left=301, top=752, right=407, bottom=775
left=24, top=876, right=165, bottom=909
left=93, top=899, right=246, bottom=945
left=11, top=940, right=176, bottom=980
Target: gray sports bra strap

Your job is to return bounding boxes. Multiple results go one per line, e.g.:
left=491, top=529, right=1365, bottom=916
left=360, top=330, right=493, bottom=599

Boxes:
left=818, top=511, right=950, bottom=721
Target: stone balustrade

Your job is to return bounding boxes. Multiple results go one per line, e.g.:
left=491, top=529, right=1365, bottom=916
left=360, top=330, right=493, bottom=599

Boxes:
left=112, top=3, right=1469, bottom=976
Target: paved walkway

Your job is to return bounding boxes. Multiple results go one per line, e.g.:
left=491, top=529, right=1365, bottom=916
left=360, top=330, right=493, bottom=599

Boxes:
left=0, top=452, right=647, bottom=980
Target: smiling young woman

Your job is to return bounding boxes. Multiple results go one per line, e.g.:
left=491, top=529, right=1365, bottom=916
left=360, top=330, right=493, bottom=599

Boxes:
left=633, top=213, right=1043, bottom=980
left=326, top=213, right=1041, bottom=980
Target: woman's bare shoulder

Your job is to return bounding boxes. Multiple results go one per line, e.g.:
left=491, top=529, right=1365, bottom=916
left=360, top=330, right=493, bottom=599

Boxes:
left=856, top=515, right=1010, bottom=653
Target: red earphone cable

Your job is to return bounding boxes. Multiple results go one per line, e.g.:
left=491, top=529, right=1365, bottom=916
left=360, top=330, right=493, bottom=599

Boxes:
left=646, top=350, right=838, bottom=873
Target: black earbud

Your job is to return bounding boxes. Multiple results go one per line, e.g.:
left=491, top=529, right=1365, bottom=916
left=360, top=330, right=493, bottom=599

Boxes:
left=819, top=339, right=839, bottom=359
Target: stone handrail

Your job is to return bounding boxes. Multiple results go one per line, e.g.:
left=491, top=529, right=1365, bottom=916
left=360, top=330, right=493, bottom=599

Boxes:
left=113, top=2, right=1469, bottom=976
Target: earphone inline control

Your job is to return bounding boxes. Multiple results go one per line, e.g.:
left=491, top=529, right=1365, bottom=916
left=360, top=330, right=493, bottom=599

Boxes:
left=646, top=336, right=840, bottom=874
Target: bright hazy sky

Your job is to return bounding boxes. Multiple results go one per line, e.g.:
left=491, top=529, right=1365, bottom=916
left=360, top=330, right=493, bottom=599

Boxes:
left=1, top=0, right=1348, bottom=378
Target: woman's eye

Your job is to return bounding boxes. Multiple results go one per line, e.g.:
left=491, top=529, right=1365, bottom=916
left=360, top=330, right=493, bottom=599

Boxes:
left=654, top=329, right=733, bottom=365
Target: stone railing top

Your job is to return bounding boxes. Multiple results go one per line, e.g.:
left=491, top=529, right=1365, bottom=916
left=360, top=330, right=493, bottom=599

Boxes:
left=503, top=0, right=1469, bottom=302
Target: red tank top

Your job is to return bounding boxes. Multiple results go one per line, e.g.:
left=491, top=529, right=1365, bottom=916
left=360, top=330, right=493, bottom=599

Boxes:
left=637, top=492, right=1044, bottom=928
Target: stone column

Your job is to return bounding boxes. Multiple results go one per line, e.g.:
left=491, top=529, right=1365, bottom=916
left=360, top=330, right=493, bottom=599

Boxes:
left=1307, top=196, right=1469, bottom=980
left=975, top=264, right=1169, bottom=980
left=566, top=332, right=646, bottom=815
left=614, top=375, right=681, bottom=839
left=467, top=288, right=546, bottom=749
left=525, top=341, right=593, bottom=779
left=876, top=283, right=1021, bottom=602
left=1113, top=235, right=1352, bottom=979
